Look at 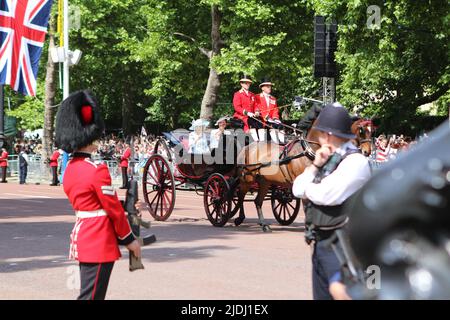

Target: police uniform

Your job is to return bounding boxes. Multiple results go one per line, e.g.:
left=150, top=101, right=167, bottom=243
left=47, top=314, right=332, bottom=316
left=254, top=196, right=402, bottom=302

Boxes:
left=292, top=103, right=371, bottom=300
left=18, top=148, right=28, bottom=184
left=344, top=121, right=450, bottom=299
left=0, top=148, right=8, bottom=183
left=55, top=90, right=136, bottom=300
left=49, top=149, right=61, bottom=186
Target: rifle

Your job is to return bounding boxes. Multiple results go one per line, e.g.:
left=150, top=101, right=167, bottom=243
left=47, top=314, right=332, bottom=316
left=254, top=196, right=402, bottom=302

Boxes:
left=122, top=179, right=157, bottom=271
left=324, top=229, right=377, bottom=299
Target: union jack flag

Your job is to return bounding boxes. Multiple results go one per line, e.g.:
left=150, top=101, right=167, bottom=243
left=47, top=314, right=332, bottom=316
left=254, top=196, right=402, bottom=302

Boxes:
left=0, top=0, right=53, bottom=96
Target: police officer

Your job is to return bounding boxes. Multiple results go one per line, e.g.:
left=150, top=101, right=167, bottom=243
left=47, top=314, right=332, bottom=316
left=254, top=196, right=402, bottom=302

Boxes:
left=343, top=121, right=450, bottom=300
left=292, top=102, right=371, bottom=300
left=55, top=90, right=140, bottom=300
left=16, top=145, right=29, bottom=184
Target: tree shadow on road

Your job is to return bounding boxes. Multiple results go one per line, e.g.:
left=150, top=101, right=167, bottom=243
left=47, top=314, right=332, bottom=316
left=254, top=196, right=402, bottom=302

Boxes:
left=0, top=199, right=73, bottom=219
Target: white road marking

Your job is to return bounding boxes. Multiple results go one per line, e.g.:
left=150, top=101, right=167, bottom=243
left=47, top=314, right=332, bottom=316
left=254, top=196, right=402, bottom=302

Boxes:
left=3, top=193, right=52, bottom=199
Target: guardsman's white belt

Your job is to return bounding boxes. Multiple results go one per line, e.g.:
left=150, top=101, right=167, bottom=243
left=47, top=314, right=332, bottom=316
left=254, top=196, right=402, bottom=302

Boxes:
left=76, top=209, right=107, bottom=219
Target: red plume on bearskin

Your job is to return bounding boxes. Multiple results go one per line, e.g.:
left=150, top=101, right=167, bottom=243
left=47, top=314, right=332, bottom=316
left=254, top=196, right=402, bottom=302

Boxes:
left=55, top=90, right=105, bottom=153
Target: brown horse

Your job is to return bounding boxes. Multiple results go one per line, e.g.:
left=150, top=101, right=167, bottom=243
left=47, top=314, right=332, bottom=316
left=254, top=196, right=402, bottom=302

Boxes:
left=351, top=118, right=374, bottom=156
left=232, top=117, right=372, bottom=232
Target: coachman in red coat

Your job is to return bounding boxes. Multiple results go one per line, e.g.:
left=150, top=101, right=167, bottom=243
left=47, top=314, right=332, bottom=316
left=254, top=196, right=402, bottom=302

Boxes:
left=255, top=78, right=285, bottom=144
left=232, top=74, right=258, bottom=133
left=55, top=90, right=141, bottom=300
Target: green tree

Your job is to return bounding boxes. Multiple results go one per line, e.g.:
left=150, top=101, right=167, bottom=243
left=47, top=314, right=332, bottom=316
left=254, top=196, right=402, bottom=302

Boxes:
left=309, top=0, right=449, bottom=132
left=69, top=0, right=151, bottom=136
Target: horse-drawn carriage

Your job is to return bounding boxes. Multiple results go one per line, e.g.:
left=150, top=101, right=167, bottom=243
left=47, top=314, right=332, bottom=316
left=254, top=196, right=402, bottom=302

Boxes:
left=140, top=106, right=374, bottom=232
left=141, top=131, right=302, bottom=229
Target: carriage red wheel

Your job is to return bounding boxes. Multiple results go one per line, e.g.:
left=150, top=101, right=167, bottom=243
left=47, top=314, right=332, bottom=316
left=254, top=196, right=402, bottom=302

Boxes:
left=204, top=173, right=231, bottom=227
left=142, top=154, right=176, bottom=221
left=153, top=138, right=173, bottom=161
left=271, top=187, right=300, bottom=225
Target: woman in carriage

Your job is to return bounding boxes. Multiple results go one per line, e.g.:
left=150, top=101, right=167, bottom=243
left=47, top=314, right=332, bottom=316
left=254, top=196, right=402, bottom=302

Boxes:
left=188, top=119, right=210, bottom=154
left=209, top=116, right=232, bottom=150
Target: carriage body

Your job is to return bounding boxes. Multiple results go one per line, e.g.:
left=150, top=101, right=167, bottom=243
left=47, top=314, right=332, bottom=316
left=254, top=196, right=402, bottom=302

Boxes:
left=142, top=132, right=301, bottom=227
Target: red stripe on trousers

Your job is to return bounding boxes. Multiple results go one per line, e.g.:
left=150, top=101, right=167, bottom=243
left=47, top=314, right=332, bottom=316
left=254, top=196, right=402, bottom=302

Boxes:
left=92, top=264, right=101, bottom=300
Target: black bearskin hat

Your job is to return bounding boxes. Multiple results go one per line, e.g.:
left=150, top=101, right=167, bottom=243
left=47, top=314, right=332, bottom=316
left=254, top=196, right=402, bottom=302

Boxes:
left=55, top=90, right=105, bottom=153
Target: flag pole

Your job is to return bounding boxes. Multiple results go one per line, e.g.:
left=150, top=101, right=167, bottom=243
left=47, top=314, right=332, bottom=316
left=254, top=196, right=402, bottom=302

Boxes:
left=0, top=85, right=5, bottom=148
left=63, top=0, right=69, bottom=99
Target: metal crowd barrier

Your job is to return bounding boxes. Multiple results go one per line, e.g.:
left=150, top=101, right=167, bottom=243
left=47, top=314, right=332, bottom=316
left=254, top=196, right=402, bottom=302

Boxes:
left=6, top=155, right=49, bottom=184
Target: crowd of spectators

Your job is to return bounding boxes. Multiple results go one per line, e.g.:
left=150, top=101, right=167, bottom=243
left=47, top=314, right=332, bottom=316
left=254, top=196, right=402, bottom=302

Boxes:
left=97, top=133, right=159, bottom=166
left=374, top=133, right=426, bottom=164
left=12, top=136, right=43, bottom=157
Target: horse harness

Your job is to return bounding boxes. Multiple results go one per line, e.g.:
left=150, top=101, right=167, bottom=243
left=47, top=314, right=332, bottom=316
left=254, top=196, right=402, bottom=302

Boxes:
left=238, top=137, right=316, bottom=182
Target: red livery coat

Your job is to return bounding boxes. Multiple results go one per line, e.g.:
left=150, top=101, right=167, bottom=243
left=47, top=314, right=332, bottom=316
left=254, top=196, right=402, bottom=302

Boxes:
left=120, top=147, right=131, bottom=168
left=233, top=89, right=256, bottom=132
left=255, top=93, right=279, bottom=125
left=49, top=150, right=60, bottom=167
left=63, top=154, right=134, bottom=263
left=0, top=150, right=8, bottom=167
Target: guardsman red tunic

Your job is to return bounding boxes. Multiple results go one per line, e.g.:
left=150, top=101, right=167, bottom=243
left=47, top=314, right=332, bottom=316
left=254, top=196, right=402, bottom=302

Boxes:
left=233, top=89, right=256, bottom=132
left=255, top=93, right=280, bottom=125
left=0, top=150, right=8, bottom=167
left=120, top=147, right=131, bottom=168
left=49, top=150, right=60, bottom=167
left=63, top=153, right=134, bottom=263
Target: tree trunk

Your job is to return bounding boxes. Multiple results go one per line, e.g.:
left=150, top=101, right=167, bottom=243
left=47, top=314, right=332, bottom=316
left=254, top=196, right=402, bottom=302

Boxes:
left=42, top=17, right=57, bottom=165
left=199, top=5, right=222, bottom=122
left=121, top=80, right=133, bottom=138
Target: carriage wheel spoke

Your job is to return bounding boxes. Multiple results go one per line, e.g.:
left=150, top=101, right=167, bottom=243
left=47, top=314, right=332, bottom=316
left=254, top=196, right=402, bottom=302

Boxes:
left=149, top=191, right=161, bottom=212
left=163, top=190, right=172, bottom=205
left=160, top=192, right=164, bottom=216
left=287, top=202, right=296, bottom=211
left=273, top=202, right=282, bottom=213
left=146, top=167, right=158, bottom=183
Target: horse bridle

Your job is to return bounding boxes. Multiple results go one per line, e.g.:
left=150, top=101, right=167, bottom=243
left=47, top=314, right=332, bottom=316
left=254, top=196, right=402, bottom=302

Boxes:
left=355, top=120, right=373, bottom=146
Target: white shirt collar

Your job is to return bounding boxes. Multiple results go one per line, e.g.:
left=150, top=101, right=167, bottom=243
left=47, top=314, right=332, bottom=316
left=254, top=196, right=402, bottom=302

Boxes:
left=335, top=141, right=358, bottom=156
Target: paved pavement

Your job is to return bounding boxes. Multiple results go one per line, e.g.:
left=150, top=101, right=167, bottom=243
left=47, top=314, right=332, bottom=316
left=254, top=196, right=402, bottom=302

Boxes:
left=0, top=182, right=312, bottom=300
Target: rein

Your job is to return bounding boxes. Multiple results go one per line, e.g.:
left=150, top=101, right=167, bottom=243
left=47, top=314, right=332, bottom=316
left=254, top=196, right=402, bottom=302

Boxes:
left=238, top=137, right=316, bottom=174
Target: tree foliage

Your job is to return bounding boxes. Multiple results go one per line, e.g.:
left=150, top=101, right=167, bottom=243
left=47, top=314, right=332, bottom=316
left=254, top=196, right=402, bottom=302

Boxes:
left=6, top=0, right=449, bottom=134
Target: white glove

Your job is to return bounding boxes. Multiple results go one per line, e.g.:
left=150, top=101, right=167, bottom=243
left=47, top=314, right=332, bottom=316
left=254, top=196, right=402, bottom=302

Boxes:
left=267, top=118, right=274, bottom=123
left=246, top=112, right=255, bottom=117
left=274, top=119, right=282, bottom=124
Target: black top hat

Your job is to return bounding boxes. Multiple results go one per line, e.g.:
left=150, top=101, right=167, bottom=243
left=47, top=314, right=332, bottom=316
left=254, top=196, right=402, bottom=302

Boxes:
left=55, top=90, right=105, bottom=153
left=312, top=102, right=356, bottom=139
left=239, top=73, right=253, bottom=83
left=259, top=77, right=273, bottom=87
